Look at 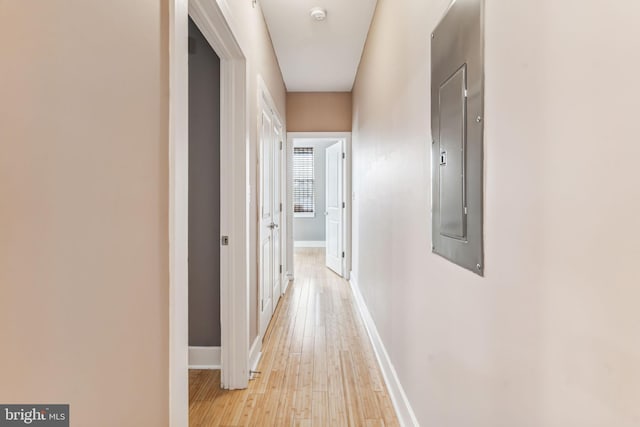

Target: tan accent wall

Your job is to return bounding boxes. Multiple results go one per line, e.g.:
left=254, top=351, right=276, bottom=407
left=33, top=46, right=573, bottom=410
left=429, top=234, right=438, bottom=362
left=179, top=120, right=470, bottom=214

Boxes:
left=0, top=0, right=169, bottom=425
left=287, top=92, right=352, bottom=132
left=352, top=0, right=640, bottom=425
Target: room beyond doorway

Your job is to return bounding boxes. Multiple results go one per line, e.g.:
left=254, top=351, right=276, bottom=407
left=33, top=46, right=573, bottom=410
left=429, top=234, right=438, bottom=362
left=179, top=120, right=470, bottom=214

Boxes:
left=286, top=132, right=352, bottom=281
left=187, top=16, right=222, bottom=365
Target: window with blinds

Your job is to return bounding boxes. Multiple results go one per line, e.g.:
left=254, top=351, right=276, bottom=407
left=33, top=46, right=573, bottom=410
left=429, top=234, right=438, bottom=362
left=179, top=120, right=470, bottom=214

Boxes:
left=293, top=147, right=315, bottom=216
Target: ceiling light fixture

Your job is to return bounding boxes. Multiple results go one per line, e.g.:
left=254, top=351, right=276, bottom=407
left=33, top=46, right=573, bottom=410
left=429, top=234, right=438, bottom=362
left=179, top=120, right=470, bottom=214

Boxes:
left=309, top=7, right=327, bottom=21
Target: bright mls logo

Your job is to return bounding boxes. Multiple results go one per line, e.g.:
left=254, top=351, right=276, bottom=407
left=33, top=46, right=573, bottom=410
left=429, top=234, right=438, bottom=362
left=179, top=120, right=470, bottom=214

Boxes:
left=0, top=405, right=68, bottom=426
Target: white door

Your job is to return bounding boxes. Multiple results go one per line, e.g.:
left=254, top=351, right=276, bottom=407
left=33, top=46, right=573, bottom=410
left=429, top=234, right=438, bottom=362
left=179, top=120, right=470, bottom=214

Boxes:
left=259, top=100, right=284, bottom=338
left=325, top=141, right=343, bottom=275
left=272, top=119, right=283, bottom=308
left=259, top=108, right=274, bottom=337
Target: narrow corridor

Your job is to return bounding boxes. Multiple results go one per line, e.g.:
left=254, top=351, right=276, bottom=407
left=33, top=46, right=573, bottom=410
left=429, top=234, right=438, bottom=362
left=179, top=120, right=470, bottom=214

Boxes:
left=189, top=248, right=399, bottom=426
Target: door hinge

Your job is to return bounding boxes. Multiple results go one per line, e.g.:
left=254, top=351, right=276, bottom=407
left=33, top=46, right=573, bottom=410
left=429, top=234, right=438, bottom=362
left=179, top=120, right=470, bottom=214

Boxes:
left=342, top=202, right=346, bottom=208
left=280, top=140, right=283, bottom=150
left=342, top=251, right=345, bottom=258
left=280, top=202, right=282, bottom=212
left=279, top=265, right=282, bottom=274
left=342, top=152, right=345, bottom=159
left=221, top=235, right=229, bottom=246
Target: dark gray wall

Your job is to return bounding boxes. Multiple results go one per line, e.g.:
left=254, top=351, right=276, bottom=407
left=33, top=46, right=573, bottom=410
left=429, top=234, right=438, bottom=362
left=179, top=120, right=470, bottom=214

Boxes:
left=293, top=139, right=337, bottom=242
left=188, top=18, right=221, bottom=347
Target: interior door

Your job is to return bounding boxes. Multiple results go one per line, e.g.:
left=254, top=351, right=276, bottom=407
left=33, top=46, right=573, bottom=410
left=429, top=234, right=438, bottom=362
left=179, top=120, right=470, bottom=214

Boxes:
left=259, top=108, right=274, bottom=337
left=271, top=119, right=283, bottom=307
left=325, top=141, right=343, bottom=275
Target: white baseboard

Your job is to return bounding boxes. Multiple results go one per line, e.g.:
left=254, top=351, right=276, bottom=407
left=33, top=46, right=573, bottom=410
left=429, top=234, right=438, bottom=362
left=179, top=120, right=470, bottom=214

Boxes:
left=349, top=277, right=419, bottom=427
left=283, top=273, right=293, bottom=293
left=249, top=336, right=262, bottom=373
left=294, top=240, right=325, bottom=248
left=188, top=346, right=221, bottom=370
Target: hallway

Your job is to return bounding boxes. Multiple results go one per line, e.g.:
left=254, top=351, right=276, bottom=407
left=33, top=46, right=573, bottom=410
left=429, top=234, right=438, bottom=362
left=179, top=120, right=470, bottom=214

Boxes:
left=189, top=248, right=399, bottom=426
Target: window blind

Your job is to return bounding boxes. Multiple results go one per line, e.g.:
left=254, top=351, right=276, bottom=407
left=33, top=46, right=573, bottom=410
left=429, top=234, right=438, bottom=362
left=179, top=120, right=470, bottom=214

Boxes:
left=293, top=147, right=315, bottom=214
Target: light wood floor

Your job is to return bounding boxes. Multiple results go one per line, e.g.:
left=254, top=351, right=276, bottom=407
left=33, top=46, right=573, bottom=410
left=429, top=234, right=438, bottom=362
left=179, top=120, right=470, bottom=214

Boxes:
left=189, top=248, right=399, bottom=426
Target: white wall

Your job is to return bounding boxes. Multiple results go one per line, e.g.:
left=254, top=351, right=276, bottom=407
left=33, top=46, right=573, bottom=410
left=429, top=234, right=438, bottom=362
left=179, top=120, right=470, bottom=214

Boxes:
left=352, top=0, right=640, bottom=425
left=293, top=139, right=337, bottom=242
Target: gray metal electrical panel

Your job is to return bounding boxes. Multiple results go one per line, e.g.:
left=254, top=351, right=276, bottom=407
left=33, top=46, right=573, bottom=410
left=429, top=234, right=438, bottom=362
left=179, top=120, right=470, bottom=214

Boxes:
left=431, top=0, right=484, bottom=275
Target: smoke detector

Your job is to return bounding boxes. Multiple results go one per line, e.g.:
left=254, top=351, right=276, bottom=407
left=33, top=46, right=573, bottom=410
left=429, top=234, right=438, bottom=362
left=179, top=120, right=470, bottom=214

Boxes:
left=309, top=7, right=327, bottom=21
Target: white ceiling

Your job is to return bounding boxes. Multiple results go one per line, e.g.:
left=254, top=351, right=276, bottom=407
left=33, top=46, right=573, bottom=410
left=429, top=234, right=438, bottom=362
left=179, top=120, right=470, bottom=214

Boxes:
left=260, top=0, right=378, bottom=92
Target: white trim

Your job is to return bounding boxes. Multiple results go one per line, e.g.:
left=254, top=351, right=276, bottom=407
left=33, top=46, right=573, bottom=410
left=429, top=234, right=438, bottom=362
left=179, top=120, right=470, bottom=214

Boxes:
left=285, top=137, right=294, bottom=283
left=188, top=0, right=250, bottom=391
left=294, top=212, right=315, bottom=218
left=214, top=0, right=245, bottom=52
left=188, top=346, right=222, bottom=369
left=349, top=277, right=419, bottom=427
left=294, top=240, right=326, bottom=248
left=169, top=0, right=189, bottom=425
left=282, top=274, right=293, bottom=293
left=249, top=336, right=263, bottom=373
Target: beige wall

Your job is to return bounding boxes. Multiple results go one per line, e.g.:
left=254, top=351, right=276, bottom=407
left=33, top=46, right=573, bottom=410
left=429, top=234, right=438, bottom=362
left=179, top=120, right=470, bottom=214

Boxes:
left=0, top=1, right=169, bottom=426
left=287, top=92, right=352, bottom=132
left=223, top=1, right=287, bottom=344
left=352, top=0, right=640, bottom=425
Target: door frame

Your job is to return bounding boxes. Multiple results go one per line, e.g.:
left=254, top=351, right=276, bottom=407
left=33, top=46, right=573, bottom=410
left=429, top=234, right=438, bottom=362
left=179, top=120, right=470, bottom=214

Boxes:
left=286, top=132, right=352, bottom=282
left=257, top=77, right=286, bottom=339
left=170, top=0, right=249, bottom=425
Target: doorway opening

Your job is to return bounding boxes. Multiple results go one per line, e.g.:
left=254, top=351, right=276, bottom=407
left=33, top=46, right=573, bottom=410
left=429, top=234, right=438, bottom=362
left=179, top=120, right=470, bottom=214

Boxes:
left=170, top=0, right=250, bottom=423
left=187, top=16, right=221, bottom=369
left=286, top=132, right=352, bottom=281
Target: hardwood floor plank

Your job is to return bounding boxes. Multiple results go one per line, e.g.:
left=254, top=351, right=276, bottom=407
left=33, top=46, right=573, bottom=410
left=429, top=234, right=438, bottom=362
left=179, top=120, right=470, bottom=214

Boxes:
left=218, top=390, right=248, bottom=426
left=293, top=418, right=311, bottom=427
left=297, top=332, right=315, bottom=391
left=311, top=391, right=328, bottom=426
left=292, top=386, right=312, bottom=419
left=274, top=387, right=297, bottom=426
left=312, top=325, right=327, bottom=392
left=236, top=393, right=258, bottom=426
left=283, top=353, right=301, bottom=390
left=376, top=391, right=401, bottom=427
left=247, top=393, right=267, bottom=427
left=340, top=350, right=367, bottom=426
left=327, top=391, right=349, bottom=427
